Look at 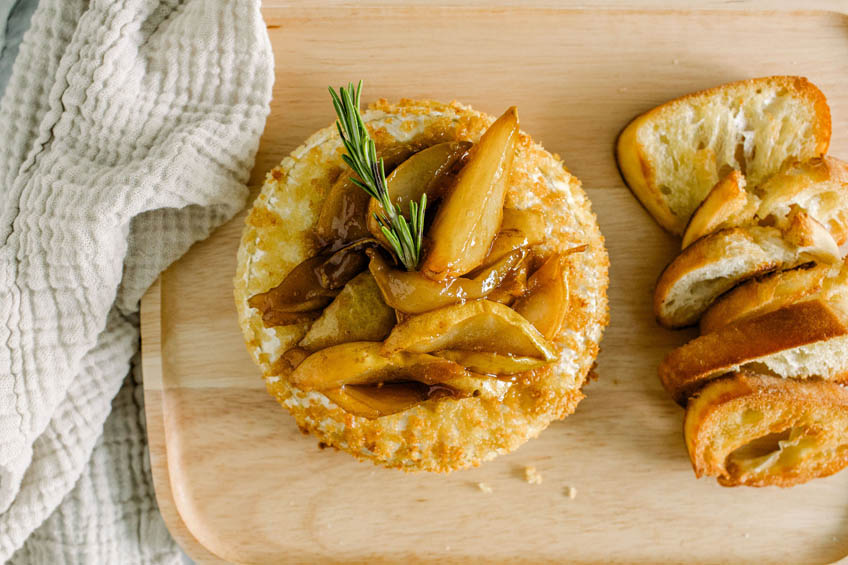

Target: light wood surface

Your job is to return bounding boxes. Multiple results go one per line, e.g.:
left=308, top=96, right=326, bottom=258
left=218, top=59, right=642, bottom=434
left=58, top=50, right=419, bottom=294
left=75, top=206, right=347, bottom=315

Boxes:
left=141, top=4, right=848, bottom=563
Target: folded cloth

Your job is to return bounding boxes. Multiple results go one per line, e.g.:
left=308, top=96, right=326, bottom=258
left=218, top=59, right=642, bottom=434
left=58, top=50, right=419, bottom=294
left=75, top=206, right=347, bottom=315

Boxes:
left=0, top=0, right=273, bottom=562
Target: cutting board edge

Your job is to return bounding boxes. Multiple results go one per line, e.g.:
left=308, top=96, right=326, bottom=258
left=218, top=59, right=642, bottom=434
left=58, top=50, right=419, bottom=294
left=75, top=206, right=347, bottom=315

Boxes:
left=141, top=279, right=229, bottom=565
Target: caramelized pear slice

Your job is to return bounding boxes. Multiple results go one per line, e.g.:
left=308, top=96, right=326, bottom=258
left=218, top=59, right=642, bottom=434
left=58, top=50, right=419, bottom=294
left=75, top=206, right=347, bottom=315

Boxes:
left=513, top=253, right=569, bottom=339
left=434, top=350, right=547, bottom=375
left=367, top=141, right=471, bottom=237
left=324, top=376, right=491, bottom=419
left=324, top=384, right=427, bottom=419
left=382, top=300, right=557, bottom=361
left=248, top=256, right=340, bottom=326
left=486, top=260, right=529, bottom=305
left=314, top=176, right=371, bottom=249
left=290, top=342, right=470, bottom=391
left=483, top=207, right=546, bottom=267
left=314, top=238, right=380, bottom=289
left=368, top=248, right=525, bottom=314
left=299, top=272, right=396, bottom=351
left=324, top=372, right=513, bottom=419
left=315, top=144, right=422, bottom=248
left=420, top=107, right=519, bottom=280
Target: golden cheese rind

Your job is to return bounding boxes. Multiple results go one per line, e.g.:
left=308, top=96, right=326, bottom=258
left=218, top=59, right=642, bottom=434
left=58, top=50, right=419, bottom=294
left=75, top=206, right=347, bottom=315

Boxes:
left=234, top=98, right=609, bottom=472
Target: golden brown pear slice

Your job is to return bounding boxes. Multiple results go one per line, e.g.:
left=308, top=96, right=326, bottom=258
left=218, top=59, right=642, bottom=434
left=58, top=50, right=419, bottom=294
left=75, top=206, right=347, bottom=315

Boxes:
left=368, top=248, right=526, bottom=314
left=420, top=107, right=519, bottom=280
left=315, top=143, right=423, bottom=248
left=681, top=171, right=758, bottom=249
left=480, top=207, right=546, bottom=267
left=433, top=350, right=547, bottom=375
left=512, top=253, right=570, bottom=339
left=382, top=300, right=557, bottom=361
left=323, top=371, right=510, bottom=419
left=298, top=272, right=396, bottom=351
left=367, top=141, right=471, bottom=237
left=324, top=384, right=433, bottom=419
left=248, top=255, right=340, bottom=326
left=290, top=342, right=470, bottom=391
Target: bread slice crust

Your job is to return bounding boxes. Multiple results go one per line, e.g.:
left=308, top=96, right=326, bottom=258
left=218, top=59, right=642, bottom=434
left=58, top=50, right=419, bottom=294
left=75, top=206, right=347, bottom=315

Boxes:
left=654, top=221, right=836, bottom=329
left=756, top=156, right=848, bottom=246
left=701, top=258, right=848, bottom=334
left=660, top=299, right=848, bottom=404
left=681, top=170, right=754, bottom=250
left=684, top=372, right=848, bottom=487
left=616, top=76, right=830, bottom=235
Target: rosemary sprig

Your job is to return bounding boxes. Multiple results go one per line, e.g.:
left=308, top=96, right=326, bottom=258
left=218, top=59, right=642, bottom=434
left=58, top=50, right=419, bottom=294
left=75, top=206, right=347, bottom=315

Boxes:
left=329, top=81, right=426, bottom=271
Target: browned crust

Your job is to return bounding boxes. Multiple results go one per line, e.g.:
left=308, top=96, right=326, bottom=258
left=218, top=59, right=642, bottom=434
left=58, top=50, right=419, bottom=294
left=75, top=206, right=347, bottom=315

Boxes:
left=684, top=372, right=848, bottom=487
left=700, top=262, right=830, bottom=334
left=615, top=75, right=831, bottom=235
left=757, top=155, right=848, bottom=246
left=659, top=299, right=848, bottom=404
left=234, top=98, right=610, bottom=472
left=653, top=226, right=782, bottom=329
left=681, top=170, right=749, bottom=250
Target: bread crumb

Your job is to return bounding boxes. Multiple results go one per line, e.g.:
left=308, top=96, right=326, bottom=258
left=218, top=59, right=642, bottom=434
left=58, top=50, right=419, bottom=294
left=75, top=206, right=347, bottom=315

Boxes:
left=477, top=482, right=493, bottom=494
left=524, top=466, right=543, bottom=485
left=565, top=486, right=577, bottom=499
left=743, top=533, right=750, bottom=539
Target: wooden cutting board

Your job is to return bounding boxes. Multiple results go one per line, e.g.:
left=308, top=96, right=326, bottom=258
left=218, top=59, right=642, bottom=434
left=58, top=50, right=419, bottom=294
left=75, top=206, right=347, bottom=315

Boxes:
left=141, top=3, right=848, bottom=563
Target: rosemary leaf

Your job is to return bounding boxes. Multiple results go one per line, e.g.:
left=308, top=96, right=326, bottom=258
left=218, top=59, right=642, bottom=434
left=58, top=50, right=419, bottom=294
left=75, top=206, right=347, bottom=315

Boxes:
left=328, top=81, right=426, bottom=270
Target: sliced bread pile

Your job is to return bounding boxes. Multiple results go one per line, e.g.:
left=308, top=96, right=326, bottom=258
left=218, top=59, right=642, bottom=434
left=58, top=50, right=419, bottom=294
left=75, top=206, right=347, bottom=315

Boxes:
left=616, top=76, right=848, bottom=487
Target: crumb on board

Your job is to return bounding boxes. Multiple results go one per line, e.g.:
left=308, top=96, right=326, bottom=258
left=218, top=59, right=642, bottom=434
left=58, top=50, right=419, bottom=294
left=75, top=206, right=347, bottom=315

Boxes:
left=477, top=482, right=493, bottom=494
left=524, top=465, right=543, bottom=485
left=565, top=486, right=577, bottom=499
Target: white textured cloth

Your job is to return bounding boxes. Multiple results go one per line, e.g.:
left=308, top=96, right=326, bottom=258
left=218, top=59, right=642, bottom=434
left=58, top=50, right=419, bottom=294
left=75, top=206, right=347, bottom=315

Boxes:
left=0, top=0, right=273, bottom=562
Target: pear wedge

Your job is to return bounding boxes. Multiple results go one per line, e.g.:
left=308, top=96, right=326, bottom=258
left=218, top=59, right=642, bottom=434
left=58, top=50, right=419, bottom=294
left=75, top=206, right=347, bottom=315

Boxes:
left=299, top=272, right=395, bottom=351
left=382, top=300, right=556, bottom=361
left=367, top=141, right=470, bottom=237
left=420, top=107, right=519, bottom=280
left=368, top=248, right=525, bottom=314
left=290, top=342, right=469, bottom=391
left=513, top=253, right=569, bottom=339
left=482, top=207, right=546, bottom=267
left=434, top=350, right=547, bottom=375
left=315, top=143, right=422, bottom=248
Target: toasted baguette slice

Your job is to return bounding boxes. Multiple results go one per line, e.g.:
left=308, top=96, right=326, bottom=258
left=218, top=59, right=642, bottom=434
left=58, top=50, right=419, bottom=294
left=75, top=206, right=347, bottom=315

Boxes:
left=701, top=258, right=848, bottom=334
left=660, top=299, right=848, bottom=404
left=682, top=157, right=848, bottom=250
left=756, top=156, right=848, bottom=246
left=684, top=372, right=848, bottom=487
left=682, top=171, right=757, bottom=249
left=654, top=213, right=840, bottom=328
left=616, top=76, right=830, bottom=235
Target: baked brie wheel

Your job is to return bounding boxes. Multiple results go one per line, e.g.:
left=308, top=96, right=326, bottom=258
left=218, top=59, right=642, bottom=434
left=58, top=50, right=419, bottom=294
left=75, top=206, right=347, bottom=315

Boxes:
left=685, top=372, right=848, bottom=487
left=234, top=97, right=608, bottom=472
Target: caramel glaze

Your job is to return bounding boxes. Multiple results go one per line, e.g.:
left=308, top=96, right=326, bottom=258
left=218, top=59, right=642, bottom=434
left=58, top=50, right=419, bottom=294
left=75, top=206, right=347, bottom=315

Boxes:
left=338, top=381, right=473, bottom=419
left=251, top=128, right=575, bottom=418
left=251, top=134, right=458, bottom=325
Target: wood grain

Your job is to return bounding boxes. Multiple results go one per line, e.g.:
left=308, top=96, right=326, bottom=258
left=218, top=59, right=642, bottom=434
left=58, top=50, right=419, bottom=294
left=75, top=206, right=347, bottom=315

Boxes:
left=142, top=4, right=848, bottom=563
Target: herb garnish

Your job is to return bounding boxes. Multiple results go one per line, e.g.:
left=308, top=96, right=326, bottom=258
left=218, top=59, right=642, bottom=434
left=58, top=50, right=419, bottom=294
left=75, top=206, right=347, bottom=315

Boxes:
left=329, top=81, right=426, bottom=271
